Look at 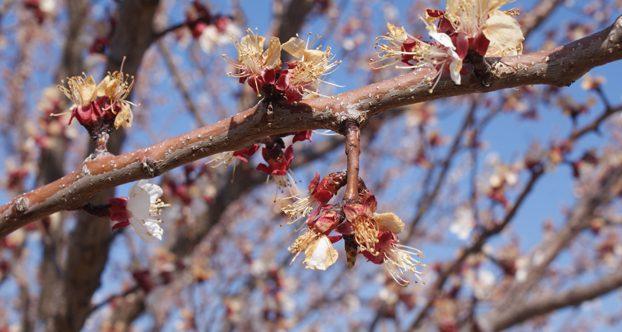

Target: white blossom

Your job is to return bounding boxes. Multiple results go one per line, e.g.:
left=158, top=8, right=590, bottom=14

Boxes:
left=128, top=180, right=167, bottom=240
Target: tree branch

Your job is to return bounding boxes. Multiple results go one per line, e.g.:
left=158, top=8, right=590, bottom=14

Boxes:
left=1, top=16, right=621, bottom=237
left=482, top=165, right=622, bottom=331
left=157, top=41, right=205, bottom=126
left=486, top=268, right=622, bottom=330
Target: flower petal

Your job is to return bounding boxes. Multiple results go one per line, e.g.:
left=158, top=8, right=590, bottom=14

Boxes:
left=303, top=235, right=338, bottom=270
left=428, top=31, right=455, bottom=50
left=143, top=219, right=164, bottom=240
left=127, top=180, right=163, bottom=218
left=483, top=10, right=524, bottom=57
left=263, top=37, right=282, bottom=69
left=374, top=212, right=405, bottom=233
left=449, top=57, right=462, bottom=85
left=127, top=183, right=151, bottom=220
left=282, top=37, right=306, bottom=59
left=114, top=103, right=133, bottom=129
left=130, top=218, right=163, bottom=241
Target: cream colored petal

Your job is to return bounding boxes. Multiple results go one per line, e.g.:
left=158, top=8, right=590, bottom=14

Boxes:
left=374, top=212, right=405, bottom=234
left=450, top=57, right=462, bottom=85
left=483, top=10, right=524, bottom=57
left=240, top=33, right=265, bottom=50
left=263, top=37, right=282, bottom=69
left=96, top=75, right=112, bottom=98
left=428, top=31, right=456, bottom=50
left=81, top=76, right=98, bottom=104
left=237, top=33, right=265, bottom=59
left=114, top=104, right=133, bottom=129
left=302, top=49, right=326, bottom=62
left=303, top=236, right=338, bottom=270
left=282, top=37, right=306, bottom=59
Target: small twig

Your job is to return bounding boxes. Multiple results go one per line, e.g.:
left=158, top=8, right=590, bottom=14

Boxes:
left=87, top=285, right=141, bottom=315
left=157, top=41, right=206, bottom=126
left=152, top=21, right=190, bottom=41
left=343, top=121, right=361, bottom=202
left=407, top=100, right=478, bottom=236
left=594, top=86, right=612, bottom=110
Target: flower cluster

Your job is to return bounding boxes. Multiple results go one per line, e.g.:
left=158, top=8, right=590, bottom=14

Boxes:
left=285, top=175, right=424, bottom=285
left=282, top=171, right=347, bottom=220
left=58, top=69, right=135, bottom=137
left=185, top=1, right=241, bottom=53
left=23, top=0, right=56, bottom=25
left=373, top=0, right=523, bottom=87
left=109, top=180, right=168, bottom=241
left=229, top=31, right=339, bottom=103
left=486, top=157, right=520, bottom=207
left=425, top=0, right=524, bottom=58
left=36, top=87, right=76, bottom=148
left=207, top=131, right=313, bottom=192
left=373, top=23, right=462, bottom=86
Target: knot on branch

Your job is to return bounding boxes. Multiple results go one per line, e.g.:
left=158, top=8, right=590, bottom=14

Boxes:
left=608, top=16, right=622, bottom=48
left=13, top=197, right=29, bottom=214
left=141, top=158, right=159, bottom=178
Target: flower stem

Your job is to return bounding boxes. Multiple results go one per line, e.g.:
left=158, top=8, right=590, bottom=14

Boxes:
left=94, top=131, right=110, bottom=156
left=344, top=121, right=361, bottom=202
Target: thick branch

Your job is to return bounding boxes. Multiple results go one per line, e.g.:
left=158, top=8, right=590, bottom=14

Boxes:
left=157, top=41, right=205, bottom=126
left=1, top=16, right=621, bottom=237
left=484, top=268, right=622, bottom=330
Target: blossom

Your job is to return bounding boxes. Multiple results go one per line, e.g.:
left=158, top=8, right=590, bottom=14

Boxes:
left=449, top=206, right=475, bottom=240
left=198, top=16, right=241, bottom=53
left=427, top=28, right=463, bottom=85
left=57, top=70, right=135, bottom=134
left=374, top=212, right=405, bottom=234
left=486, top=158, right=520, bottom=206
left=362, top=231, right=425, bottom=285
left=581, top=75, right=606, bottom=91
left=306, top=205, right=342, bottom=234
left=24, top=0, right=56, bottom=24
left=257, top=144, right=295, bottom=190
left=342, top=198, right=380, bottom=254
left=489, top=161, right=519, bottom=188
left=467, top=269, right=496, bottom=299
left=98, top=71, right=135, bottom=129
left=277, top=36, right=340, bottom=102
left=229, top=30, right=282, bottom=94
left=372, top=23, right=462, bottom=86
left=425, top=0, right=524, bottom=58
left=233, top=144, right=260, bottom=163
left=288, top=231, right=338, bottom=270
left=291, top=130, right=313, bottom=143
left=281, top=172, right=347, bottom=220
left=109, top=180, right=167, bottom=241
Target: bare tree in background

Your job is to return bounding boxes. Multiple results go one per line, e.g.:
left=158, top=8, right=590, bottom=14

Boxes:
left=0, top=0, right=622, bottom=331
